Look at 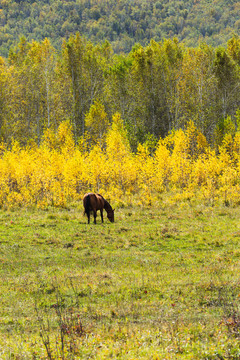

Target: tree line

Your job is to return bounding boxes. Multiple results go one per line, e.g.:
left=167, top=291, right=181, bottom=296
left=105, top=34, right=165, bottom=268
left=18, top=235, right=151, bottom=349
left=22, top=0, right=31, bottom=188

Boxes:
left=1, top=34, right=240, bottom=149
left=1, top=118, right=240, bottom=209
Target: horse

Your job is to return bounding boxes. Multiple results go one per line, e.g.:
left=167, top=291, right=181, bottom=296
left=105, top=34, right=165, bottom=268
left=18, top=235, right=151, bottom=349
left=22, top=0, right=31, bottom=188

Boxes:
left=83, top=193, right=114, bottom=224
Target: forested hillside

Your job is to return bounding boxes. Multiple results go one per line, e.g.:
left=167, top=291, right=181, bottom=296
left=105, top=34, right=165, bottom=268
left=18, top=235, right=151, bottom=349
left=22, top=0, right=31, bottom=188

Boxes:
left=1, top=34, right=240, bottom=148
left=1, top=0, right=240, bottom=57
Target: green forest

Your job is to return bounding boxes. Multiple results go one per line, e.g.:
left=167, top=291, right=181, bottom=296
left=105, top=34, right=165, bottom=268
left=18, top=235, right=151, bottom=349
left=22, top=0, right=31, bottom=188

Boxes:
left=1, top=33, right=240, bottom=149
left=1, top=0, right=240, bottom=149
left=1, top=0, right=240, bottom=57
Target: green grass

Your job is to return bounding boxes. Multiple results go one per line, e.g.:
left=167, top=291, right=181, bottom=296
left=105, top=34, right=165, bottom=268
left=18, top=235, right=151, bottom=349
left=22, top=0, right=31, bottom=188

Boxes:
left=1, top=200, right=240, bottom=359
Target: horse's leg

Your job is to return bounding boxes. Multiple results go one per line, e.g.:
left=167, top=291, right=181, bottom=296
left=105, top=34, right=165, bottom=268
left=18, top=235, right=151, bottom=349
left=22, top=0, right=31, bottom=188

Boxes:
left=100, top=209, right=104, bottom=223
left=87, top=213, right=90, bottom=224
left=93, top=211, right=97, bottom=224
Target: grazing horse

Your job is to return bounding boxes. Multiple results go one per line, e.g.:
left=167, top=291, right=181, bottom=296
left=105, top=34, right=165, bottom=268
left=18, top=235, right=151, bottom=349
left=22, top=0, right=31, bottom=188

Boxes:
left=83, top=193, right=114, bottom=224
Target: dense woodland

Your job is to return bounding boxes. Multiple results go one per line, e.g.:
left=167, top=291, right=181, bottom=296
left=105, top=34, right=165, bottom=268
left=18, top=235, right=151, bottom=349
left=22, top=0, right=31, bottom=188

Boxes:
left=1, top=34, right=240, bottom=149
left=1, top=0, right=240, bottom=150
left=1, top=0, right=240, bottom=57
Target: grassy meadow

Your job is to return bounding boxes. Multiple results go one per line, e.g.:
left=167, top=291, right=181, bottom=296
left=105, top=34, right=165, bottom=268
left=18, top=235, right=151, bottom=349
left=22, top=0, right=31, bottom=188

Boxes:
left=0, top=196, right=240, bottom=359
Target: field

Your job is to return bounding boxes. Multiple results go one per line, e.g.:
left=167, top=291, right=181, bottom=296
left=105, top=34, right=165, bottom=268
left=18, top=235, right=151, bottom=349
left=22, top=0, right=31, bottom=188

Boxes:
left=1, top=198, right=240, bottom=359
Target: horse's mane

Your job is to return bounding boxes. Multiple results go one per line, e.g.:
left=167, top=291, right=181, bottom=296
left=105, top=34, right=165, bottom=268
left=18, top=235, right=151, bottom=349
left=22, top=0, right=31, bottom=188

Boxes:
left=104, top=200, right=113, bottom=212
left=97, top=194, right=113, bottom=212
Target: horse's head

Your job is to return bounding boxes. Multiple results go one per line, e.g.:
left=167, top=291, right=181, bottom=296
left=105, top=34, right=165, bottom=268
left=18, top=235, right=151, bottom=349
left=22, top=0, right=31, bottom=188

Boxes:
left=107, top=209, right=115, bottom=223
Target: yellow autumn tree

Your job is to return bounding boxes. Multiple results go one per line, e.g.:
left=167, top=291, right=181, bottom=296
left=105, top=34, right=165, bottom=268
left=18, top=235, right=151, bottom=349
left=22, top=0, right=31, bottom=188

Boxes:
left=85, top=100, right=110, bottom=148
left=154, top=138, right=171, bottom=192
left=135, top=143, right=155, bottom=205
left=85, top=144, right=107, bottom=193
left=169, top=128, right=192, bottom=189
left=105, top=113, right=137, bottom=200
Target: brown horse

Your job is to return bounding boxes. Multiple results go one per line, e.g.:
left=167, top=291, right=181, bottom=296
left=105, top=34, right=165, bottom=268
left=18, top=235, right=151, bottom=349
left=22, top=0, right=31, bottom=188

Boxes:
left=83, top=193, right=114, bottom=224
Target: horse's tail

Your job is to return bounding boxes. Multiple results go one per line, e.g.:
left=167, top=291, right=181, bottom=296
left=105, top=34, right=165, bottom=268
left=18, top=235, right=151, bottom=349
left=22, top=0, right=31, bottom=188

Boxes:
left=84, top=194, right=91, bottom=217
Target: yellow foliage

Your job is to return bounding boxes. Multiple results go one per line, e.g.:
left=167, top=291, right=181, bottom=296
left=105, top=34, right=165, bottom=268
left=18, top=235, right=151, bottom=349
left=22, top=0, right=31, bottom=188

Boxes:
left=85, top=144, right=107, bottom=192
left=135, top=144, right=154, bottom=204
left=152, top=140, right=170, bottom=193
left=105, top=113, right=137, bottom=195
left=85, top=101, right=110, bottom=147
left=169, top=128, right=192, bottom=188
left=0, top=120, right=240, bottom=209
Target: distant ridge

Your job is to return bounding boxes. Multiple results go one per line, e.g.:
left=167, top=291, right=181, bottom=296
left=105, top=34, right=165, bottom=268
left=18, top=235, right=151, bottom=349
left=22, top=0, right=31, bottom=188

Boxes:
left=0, top=0, right=239, bottom=57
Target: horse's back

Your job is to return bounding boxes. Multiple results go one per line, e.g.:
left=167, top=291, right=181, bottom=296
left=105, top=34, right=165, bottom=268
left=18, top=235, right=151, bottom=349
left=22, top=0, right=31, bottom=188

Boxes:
left=83, top=193, right=104, bottom=211
left=95, top=194, right=105, bottom=208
